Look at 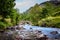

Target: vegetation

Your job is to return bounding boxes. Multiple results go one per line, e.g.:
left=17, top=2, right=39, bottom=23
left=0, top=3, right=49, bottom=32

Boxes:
left=38, top=16, right=60, bottom=28
left=0, top=0, right=60, bottom=30
left=0, top=0, right=20, bottom=29
left=20, top=1, right=60, bottom=28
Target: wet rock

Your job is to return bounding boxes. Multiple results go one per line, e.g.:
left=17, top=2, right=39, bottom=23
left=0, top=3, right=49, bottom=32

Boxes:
left=0, top=33, right=14, bottom=40
left=30, top=27, right=32, bottom=29
left=6, top=27, right=16, bottom=31
left=0, top=30, right=5, bottom=33
left=14, top=35, right=22, bottom=40
left=47, top=38, right=60, bottom=40
left=38, top=30, right=42, bottom=33
left=24, top=39, right=31, bottom=40
left=6, top=27, right=11, bottom=30
left=16, top=27, right=21, bottom=30
left=36, top=35, right=48, bottom=40
left=36, top=34, right=45, bottom=38
left=50, top=31, right=58, bottom=35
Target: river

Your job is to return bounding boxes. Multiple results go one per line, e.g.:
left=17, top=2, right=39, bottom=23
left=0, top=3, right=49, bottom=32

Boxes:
left=23, top=24, right=60, bottom=38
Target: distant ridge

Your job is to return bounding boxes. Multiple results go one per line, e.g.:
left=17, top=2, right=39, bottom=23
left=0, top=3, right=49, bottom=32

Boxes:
left=40, top=0, right=60, bottom=6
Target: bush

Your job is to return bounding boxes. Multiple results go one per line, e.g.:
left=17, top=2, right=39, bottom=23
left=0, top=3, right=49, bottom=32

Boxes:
left=0, top=21, right=7, bottom=29
left=0, top=18, right=12, bottom=29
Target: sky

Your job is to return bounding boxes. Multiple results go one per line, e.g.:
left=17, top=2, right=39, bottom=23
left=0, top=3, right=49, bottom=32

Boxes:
left=15, top=0, right=49, bottom=13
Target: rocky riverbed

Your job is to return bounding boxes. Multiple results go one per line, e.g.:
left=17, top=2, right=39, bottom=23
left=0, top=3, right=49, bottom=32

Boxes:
left=0, top=29, right=48, bottom=40
left=0, top=25, right=60, bottom=40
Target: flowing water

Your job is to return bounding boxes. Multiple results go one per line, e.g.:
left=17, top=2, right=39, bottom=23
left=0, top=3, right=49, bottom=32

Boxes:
left=24, top=24, right=60, bottom=38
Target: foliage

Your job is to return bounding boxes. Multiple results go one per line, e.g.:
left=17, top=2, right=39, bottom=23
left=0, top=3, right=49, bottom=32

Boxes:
left=20, top=1, right=60, bottom=28
left=0, top=0, right=60, bottom=29
left=0, top=0, right=15, bottom=18
left=10, top=9, right=20, bottom=25
left=21, top=4, right=43, bottom=25
left=0, top=0, right=21, bottom=29
left=38, top=16, right=60, bottom=28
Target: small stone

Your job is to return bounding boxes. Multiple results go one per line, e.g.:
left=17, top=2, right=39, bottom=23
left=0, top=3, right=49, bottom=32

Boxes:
left=50, top=31, right=58, bottom=35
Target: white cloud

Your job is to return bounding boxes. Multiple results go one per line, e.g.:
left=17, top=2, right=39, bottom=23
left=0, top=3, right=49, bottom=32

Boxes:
left=15, top=0, right=38, bottom=13
left=15, top=0, right=35, bottom=8
left=15, top=0, right=49, bottom=13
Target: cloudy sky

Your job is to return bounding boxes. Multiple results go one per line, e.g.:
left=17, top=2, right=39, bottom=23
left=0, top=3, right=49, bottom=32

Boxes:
left=15, top=0, right=49, bottom=13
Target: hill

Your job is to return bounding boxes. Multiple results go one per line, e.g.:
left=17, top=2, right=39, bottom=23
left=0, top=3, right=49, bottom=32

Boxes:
left=20, top=0, right=60, bottom=28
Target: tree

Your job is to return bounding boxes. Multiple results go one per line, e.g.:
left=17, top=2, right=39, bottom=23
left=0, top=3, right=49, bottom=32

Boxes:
left=0, top=0, right=15, bottom=21
left=0, top=0, right=15, bottom=29
left=41, top=8, right=48, bottom=18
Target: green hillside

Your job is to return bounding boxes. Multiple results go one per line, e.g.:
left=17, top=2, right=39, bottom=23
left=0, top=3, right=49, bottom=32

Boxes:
left=38, top=16, right=60, bottom=28
left=20, top=1, right=60, bottom=28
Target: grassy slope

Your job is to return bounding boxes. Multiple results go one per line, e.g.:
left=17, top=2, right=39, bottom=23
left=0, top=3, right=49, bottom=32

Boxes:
left=38, top=16, right=60, bottom=28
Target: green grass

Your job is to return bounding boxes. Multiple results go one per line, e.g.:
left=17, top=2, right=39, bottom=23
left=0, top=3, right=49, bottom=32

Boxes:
left=38, top=16, right=60, bottom=28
